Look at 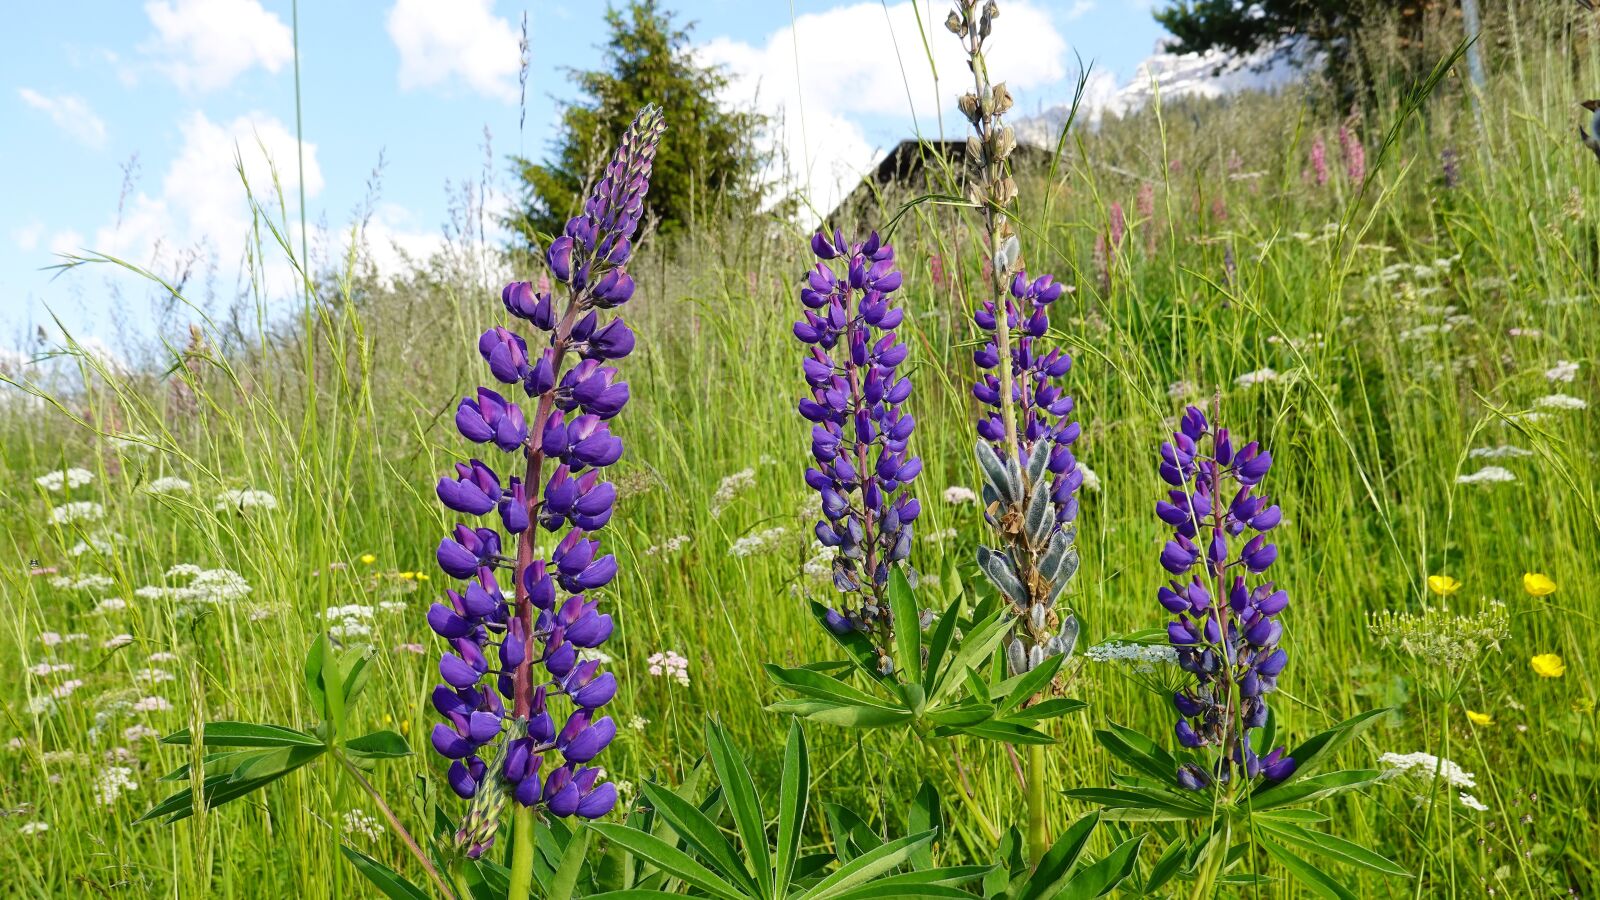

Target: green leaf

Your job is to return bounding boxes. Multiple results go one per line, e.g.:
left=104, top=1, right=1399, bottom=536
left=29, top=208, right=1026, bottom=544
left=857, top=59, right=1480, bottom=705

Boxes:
left=996, top=653, right=1064, bottom=713
left=1249, top=769, right=1379, bottom=810
left=341, top=651, right=375, bottom=710
left=1092, top=725, right=1177, bottom=784
left=766, top=664, right=892, bottom=707
left=907, top=780, right=942, bottom=871
left=823, top=803, right=883, bottom=863
left=1259, top=835, right=1357, bottom=900
left=1143, top=836, right=1188, bottom=896
left=589, top=823, right=745, bottom=900
left=800, top=830, right=936, bottom=900
left=937, top=718, right=1053, bottom=745
left=920, top=594, right=962, bottom=695
left=1055, top=835, right=1145, bottom=900
left=138, top=768, right=302, bottom=824
left=767, top=699, right=914, bottom=729
left=923, top=704, right=992, bottom=729
left=230, top=744, right=325, bottom=782
left=1256, top=708, right=1387, bottom=793
left=304, top=633, right=329, bottom=714
left=705, top=720, right=771, bottom=898
left=549, top=824, right=592, bottom=900
left=810, top=600, right=885, bottom=678
left=344, top=730, right=412, bottom=760
left=929, top=608, right=1013, bottom=706
left=637, top=781, right=757, bottom=893
left=776, top=719, right=810, bottom=891
left=339, top=845, right=431, bottom=900
left=1018, top=811, right=1098, bottom=900
left=1005, top=697, right=1086, bottom=725
left=1061, top=788, right=1205, bottom=822
left=1256, top=822, right=1409, bottom=878
left=160, top=721, right=322, bottom=749
left=888, top=567, right=922, bottom=685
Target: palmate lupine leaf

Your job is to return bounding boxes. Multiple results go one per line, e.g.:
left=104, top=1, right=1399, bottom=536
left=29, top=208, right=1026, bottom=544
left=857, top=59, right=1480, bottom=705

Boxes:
left=339, top=845, right=431, bottom=900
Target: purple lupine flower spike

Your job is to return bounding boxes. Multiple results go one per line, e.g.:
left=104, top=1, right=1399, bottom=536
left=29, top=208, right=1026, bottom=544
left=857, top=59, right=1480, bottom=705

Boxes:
left=430, top=106, right=664, bottom=855
left=971, top=268, right=1083, bottom=674
left=1156, top=405, right=1294, bottom=790
left=794, top=230, right=920, bottom=668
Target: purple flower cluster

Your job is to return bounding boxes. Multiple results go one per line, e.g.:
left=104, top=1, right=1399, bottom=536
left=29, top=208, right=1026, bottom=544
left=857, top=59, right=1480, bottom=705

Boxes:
left=1155, top=406, right=1295, bottom=791
left=426, top=105, right=664, bottom=851
left=971, top=270, right=1084, bottom=674
left=795, top=231, right=921, bottom=648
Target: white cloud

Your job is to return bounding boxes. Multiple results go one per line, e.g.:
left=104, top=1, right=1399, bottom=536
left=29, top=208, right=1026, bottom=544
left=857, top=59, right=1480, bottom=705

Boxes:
left=386, top=0, right=520, bottom=101
left=143, top=0, right=294, bottom=91
left=18, top=89, right=108, bottom=149
left=697, top=1, right=1069, bottom=215
left=12, top=221, right=46, bottom=252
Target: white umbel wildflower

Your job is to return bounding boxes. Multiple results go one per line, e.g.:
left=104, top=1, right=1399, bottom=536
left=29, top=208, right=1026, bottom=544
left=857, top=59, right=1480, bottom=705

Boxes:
left=1534, top=393, right=1586, bottom=411
left=1378, top=751, right=1476, bottom=789
left=93, top=767, right=139, bottom=806
left=1084, top=642, right=1178, bottom=672
left=710, top=468, right=755, bottom=517
left=1234, top=368, right=1279, bottom=388
left=1456, top=466, right=1516, bottom=485
left=35, top=468, right=94, bottom=492
left=343, top=809, right=386, bottom=841
left=1544, top=360, right=1579, bottom=383
left=19, top=821, right=49, bottom=835
left=647, top=650, right=690, bottom=687
left=729, top=527, right=787, bottom=557
left=1468, top=446, right=1532, bottom=459
left=144, top=476, right=193, bottom=495
left=644, top=535, right=690, bottom=556
left=49, top=502, right=105, bottom=526
left=214, top=489, right=278, bottom=512
left=1457, top=793, right=1489, bottom=812
left=943, top=486, right=978, bottom=504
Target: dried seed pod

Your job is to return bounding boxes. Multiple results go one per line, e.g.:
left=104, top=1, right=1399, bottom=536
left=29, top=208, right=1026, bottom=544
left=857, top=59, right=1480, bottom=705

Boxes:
left=993, top=82, right=1014, bottom=116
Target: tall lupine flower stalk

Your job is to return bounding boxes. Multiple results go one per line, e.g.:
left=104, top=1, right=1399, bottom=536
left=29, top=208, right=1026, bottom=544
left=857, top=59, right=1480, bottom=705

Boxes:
left=795, top=230, right=922, bottom=668
left=1154, top=405, right=1295, bottom=794
left=428, top=105, right=663, bottom=890
left=947, top=0, right=1080, bottom=865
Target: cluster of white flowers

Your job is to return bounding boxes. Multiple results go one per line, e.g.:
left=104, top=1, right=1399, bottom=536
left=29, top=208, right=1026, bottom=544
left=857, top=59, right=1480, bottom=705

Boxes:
left=801, top=542, right=834, bottom=580
left=19, top=822, right=49, bottom=836
left=148, top=651, right=179, bottom=663
left=49, top=574, right=116, bottom=591
left=122, top=724, right=161, bottom=742
left=1265, top=332, right=1326, bottom=351
left=1456, top=466, right=1516, bottom=485
left=132, top=696, right=172, bottom=713
left=1078, top=465, right=1101, bottom=493
left=1234, top=368, right=1279, bottom=388
left=93, top=767, right=139, bottom=806
left=921, top=527, right=958, bottom=544
left=1378, top=751, right=1475, bottom=788
left=143, top=476, right=193, bottom=495
left=93, top=597, right=128, bottom=614
left=70, top=531, right=124, bottom=557
left=213, top=489, right=278, bottom=512
left=135, top=668, right=175, bottom=685
left=943, top=486, right=978, bottom=505
left=35, top=468, right=94, bottom=492
left=1534, top=393, right=1586, bottom=411
left=1508, top=327, right=1542, bottom=338
left=134, top=565, right=252, bottom=606
left=325, top=605, right=376, bottom=640
left=626, top=715, right=649, bottom=732
left=729, top=527, right=787, bottom=558
left=49, top=679, right=85, bottom=700
left=1544, top=360, right=1579, bottom=383
left=102, top=634, right=134, bottom=650
left=37, top=631, right=88, bottom=647
left=1084, top=642, right=1179, bottom=672
left=26, top=663, right=73, bottom=676
left=647, top=650, right=690, bottom=687
left=1468, top=445, right=1532, bottom=459
left=644, top=535, right=690, bottom=556
left=49, top=502, right=105, bottom=526
left=343, top=809, right=386, bottom=841
left=1167, top=380, right=1199, bottom=399
left=710, top=468, right=756, bottom=517
left=1457, top=793, right=1489, bottom=812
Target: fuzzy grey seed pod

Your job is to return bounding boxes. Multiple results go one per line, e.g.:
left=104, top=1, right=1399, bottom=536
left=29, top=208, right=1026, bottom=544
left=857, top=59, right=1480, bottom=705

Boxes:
left=977, top=545, right=1029, bottom=607
left=1037, top=530, right=1069, bottom=579
left=877, top=655, right=896, bottom=676
left=1029, top=603, right=1047, bottom=632
left=1006, top=639, right=1028, bottom=676
left=1025, top=439, right=1051, bottom=485
left=1056, top=614, right=1080, bottom=659
left=919, top=608, right=936, bottom=631
left=1003, top=453, right=1024, bottom=500
left=945, top=10, right=962, bottom=33
left=1024, top=477, right=1052, bottom=546
left=1028, top=644, right=1045, bottom=671
left=975, top=439, right=1016, bottom=504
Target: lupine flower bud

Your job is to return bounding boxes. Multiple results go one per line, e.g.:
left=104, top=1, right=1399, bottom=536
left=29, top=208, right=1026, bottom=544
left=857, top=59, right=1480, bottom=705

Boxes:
left=1157, top=406, right=1294, bottom=790
left=427, top=107, right=662, bottom=843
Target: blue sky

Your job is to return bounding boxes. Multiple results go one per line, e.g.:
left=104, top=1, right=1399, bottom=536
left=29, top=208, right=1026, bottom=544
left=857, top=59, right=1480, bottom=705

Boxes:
left=1, top=0, right=1167, bottom=348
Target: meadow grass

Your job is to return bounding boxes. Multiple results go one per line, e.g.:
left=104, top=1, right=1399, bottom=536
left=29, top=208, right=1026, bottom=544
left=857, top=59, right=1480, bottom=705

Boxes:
left=3, top=4, right=1600, bottom=897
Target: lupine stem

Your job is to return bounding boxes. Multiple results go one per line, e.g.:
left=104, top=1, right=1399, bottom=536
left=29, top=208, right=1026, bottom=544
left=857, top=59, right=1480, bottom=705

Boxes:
left=507, top=806, right=537, bottom=900
left=1025, top=742, right=1048, bottom=866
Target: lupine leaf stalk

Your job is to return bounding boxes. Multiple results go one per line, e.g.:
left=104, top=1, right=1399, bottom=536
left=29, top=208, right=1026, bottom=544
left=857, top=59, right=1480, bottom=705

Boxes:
left=1155, top=405, right=1295, bottom=795
left=426, top=106, right=665, bottom=883
left=794, top=230, right=921, bottom=668
left=947, top=0, right=1082, bottom=867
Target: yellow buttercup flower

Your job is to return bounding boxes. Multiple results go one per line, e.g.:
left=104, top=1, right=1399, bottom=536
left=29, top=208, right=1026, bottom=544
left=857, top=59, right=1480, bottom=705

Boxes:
left=360, top=553, right=377, bottom=565
left=1427, top=575, right=1462, bottom=597
left=1523, top=572, right=1557, bottom=597
left=1531, top=654, right=1566, bottom=678
left=398, top=571, right=417, bottom=581
left=416, top=573, right=430, bottom=581
left=1466, top=709, right=1494, bottom=726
